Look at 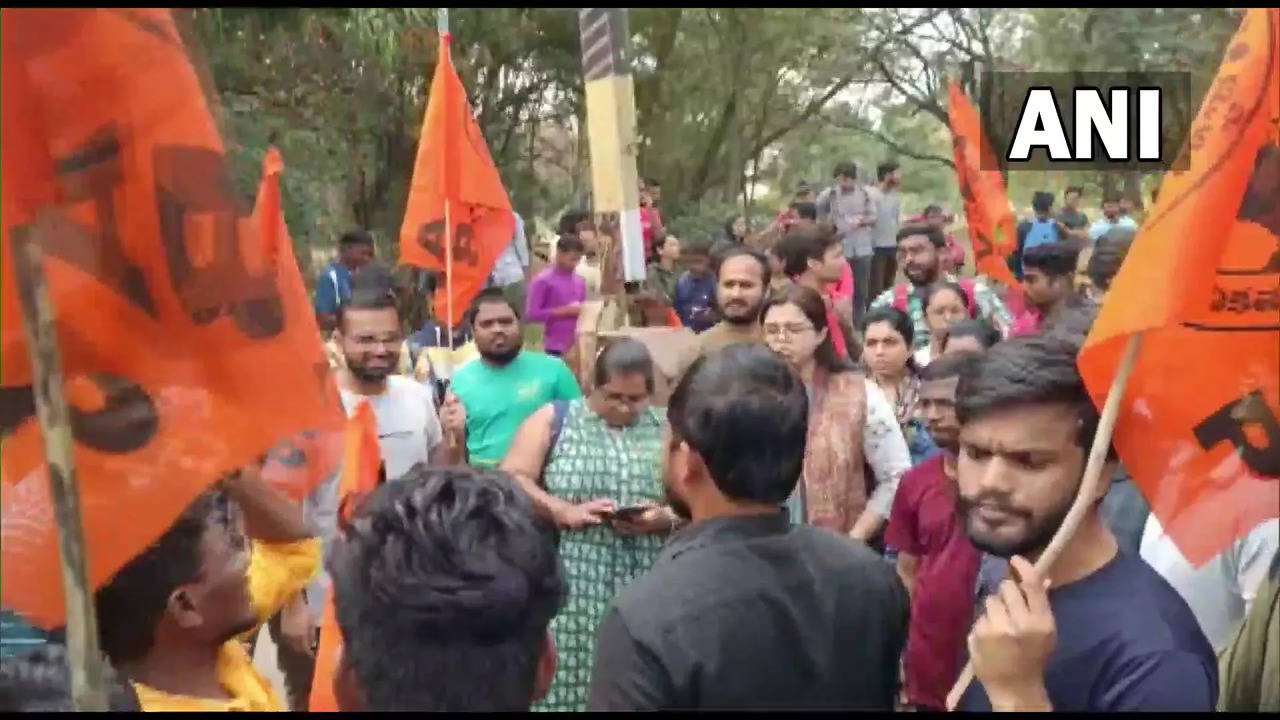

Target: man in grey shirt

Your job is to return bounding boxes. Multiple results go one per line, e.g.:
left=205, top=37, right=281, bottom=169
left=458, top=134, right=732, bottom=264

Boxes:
left=816, top=162, right=878, bottom=326
left=867, top=161, right=902, bottom=300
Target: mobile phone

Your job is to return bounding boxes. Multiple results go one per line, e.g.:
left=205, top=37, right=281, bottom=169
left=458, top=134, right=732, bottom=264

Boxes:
left=611, top=504, right=650, bottom=522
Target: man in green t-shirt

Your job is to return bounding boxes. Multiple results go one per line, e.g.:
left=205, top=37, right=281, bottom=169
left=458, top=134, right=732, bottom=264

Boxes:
left=451, top=287, right=583, bottom=467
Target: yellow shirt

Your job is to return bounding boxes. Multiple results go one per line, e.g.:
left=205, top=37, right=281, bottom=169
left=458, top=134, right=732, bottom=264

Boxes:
left=133, top=538, right=321, bottom=712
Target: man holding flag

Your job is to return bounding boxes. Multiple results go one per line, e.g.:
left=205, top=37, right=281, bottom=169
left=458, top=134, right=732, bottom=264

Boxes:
left=956, top=6, right=1279, bottom=712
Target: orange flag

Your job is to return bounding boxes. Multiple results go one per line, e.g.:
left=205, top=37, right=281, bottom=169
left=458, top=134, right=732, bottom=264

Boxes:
left=255, top=148, right=344, bottom=503
left=399, top=33, right=515, bottom=327
left=947, top=80, right=1020, bottom=289
left=1078, top=7, right=1279, bottom=566
left=0, top=9, right=342, bottom=627
left=308, top=400, right=380, bottom=712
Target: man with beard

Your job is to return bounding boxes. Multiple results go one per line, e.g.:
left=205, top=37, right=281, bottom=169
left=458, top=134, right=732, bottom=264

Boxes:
left=333, top=286, right=465, bottom=476
left=870, top=224, right=1011, bottom=350
left=1087, top=191, right=1138, bottom=243
left=886, top=351, right=983, bottom=711
left=451, top=288, right=582, bottom=467
left=696, top=246, right=771, bottom=357
left=587, top=344, right=907, bottom=710
left=94, top=470, right=320, bottom=710
left=952, top=330, right=1216, bottom=711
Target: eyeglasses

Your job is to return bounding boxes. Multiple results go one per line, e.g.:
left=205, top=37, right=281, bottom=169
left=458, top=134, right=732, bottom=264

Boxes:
left=762, top=322, right=816, bottom=339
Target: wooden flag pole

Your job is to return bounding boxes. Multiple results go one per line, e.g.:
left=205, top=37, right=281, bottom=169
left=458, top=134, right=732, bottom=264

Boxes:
left=946, top=332, right=1143, bottom=710
left=12, top=230, right=111, bottom=711
left=438, top=7, right=455, bottom=368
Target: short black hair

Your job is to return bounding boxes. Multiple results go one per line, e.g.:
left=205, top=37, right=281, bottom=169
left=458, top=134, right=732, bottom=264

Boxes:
left=941, top=318, right=1001, bottom=352
left=862, top=306, right=917, bottom=374
left=1031, top=191, right=1055, bottom=213
left=466, top=286, right=519, bottom=325
left=340, top=229, right=374, bottom=247
left=925, top=281, right=973, bottom=312
left=896, top=223, right=946, bottom=248
left=557, top=210, right=589, bottom=236
left=556, top=235, right=585, bottom=255
left=919, top=349, right=983, bottom=382
left=775, top=225, right=839, bottom=278
left=923, top=204, right=944, bottom=216
left=1088, top=230, right=1135, bottom=291
left=833, top=161, right=857, bottom=180
left=712, top=245, right=771, bottom=287
left=668, top=344, right=808, bottom=506
left=876, top=161, right=899, bottom=181
left=791, top=201, right=818, bottom=221
left=330, top=465, right=564, bottom=711
left=1102, top=190, right=1123, bottom=204
left=956, top=331, right=1114, bottom=460
left=0, top=644, right=140, bottom=712
left=594, top=337, right=655, bottom=393
left=95, top=487, right=232, bottom=665
left=1022, top=241, right=1080, bottom=278
left=338, top=272, right=399, bottom=331
left=682, top=237, right=712, bottom=257
left=1064, top=186, right=1083, bottom=198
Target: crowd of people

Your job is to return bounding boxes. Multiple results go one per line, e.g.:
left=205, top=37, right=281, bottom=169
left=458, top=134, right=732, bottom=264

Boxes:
left=1, top=170, right=1277, bottom=714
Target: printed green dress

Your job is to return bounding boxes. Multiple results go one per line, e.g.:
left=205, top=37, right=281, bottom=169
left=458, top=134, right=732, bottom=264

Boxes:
left=533, top=399, right=668, bottom=712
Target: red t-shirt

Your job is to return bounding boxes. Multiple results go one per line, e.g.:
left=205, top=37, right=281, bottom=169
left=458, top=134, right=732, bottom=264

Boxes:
left=885, top=454, right=981, bottom=710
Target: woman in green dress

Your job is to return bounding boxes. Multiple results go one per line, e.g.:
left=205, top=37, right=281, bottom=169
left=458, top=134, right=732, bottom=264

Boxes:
left=501, top=338, right=679, bottom=712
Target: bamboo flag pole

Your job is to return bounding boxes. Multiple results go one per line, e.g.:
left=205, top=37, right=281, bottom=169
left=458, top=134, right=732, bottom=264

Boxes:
left=946, top=332, right=1143, bottom=711
left=438, top=7, right=455, bottom=368
left=12, top=230, right=110, bottom=711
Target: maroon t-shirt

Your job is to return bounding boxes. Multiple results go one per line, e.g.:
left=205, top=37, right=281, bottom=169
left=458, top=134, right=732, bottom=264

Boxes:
left=885, top=454, right=981, bottom=710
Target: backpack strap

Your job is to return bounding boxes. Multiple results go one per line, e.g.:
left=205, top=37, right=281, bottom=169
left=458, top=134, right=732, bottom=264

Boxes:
left=893, top=282, right=909, bottom=312
left=539, top=399, right=571, bottom=480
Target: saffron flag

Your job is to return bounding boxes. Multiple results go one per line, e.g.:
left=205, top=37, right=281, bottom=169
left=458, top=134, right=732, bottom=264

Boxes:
left=255, top=148, right=344, bottom=504
left=399, top=33, right=515, bottom=327
left=1078, top=7, right=1280, bottom=566
left=308, top=400, right=381, bottom=712
left=947, top=81, right=1020, bottom=289
left=0, top=9, right=342, bottom=627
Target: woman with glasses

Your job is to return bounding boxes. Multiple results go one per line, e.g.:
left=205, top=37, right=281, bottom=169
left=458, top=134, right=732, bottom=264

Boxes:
left=500, top=338, right=676, bottom=712
left=760, top=284, right=911, bottom=543
left=915, top=282, right=973, bottom=368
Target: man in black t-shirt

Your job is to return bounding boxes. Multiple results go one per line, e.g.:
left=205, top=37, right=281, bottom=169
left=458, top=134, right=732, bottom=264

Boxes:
left=953, top=323, right=1216, bottom=712
left=1055, top=186, right=1090, bottom=246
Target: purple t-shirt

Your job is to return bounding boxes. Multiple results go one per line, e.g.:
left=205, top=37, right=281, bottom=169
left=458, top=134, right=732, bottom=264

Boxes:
left=526, top=266, right=586, bottom=353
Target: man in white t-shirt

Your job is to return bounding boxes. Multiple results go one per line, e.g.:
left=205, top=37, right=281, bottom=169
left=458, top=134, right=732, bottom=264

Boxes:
left=300, top=283, right=468, bottom=635
left=333, top=285, right=465, bottom=475
left=1140, top=515, right=1279, bottom=650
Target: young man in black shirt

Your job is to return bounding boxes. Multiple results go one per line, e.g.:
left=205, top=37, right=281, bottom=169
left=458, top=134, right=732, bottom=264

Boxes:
left=587, top=344, right=908, bottom=711
left=953, top=326, right=1216, bottom=711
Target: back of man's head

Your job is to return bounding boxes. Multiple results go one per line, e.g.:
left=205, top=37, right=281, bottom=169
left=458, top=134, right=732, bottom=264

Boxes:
left=1031, top=191, right=1055, bottom=214
left=0, top=644, right=139, bottom=712
left=668, top=344, right=808, bottom=507
left=1022, top=241, right=1080, bottom=278
left=775, top=225, right=836, bottom=278
left=1088, top=229, right=1135, bottom=292
left=329, top=465, right=564, bottom=711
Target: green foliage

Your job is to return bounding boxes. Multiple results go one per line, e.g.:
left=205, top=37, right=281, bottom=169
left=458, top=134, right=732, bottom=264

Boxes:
left=190, top=7, right=1244, bottom=282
